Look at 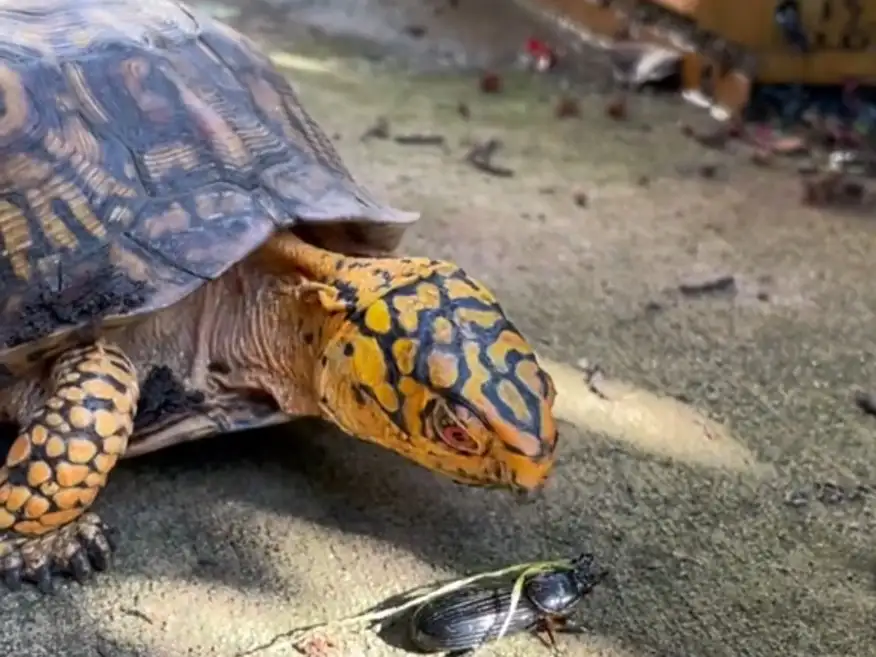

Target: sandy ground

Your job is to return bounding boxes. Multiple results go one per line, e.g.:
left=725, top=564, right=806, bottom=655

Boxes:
left=3, top=1, right=876, bottom=656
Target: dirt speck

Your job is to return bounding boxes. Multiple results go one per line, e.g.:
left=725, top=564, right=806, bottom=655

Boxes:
left=133, top=365, right=206, bottom=433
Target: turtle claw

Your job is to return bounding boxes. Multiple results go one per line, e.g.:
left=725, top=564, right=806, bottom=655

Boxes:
left=69, top=550, right=93, bottom=583
left=34, top=565, right=55, bottom=595
left=0, top=512, right=117, bottom=592
left=3, top=565, right=22, bottom=591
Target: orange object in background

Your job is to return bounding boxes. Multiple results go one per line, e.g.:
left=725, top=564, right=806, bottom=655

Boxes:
left=521, top=0, right=876, bottom=117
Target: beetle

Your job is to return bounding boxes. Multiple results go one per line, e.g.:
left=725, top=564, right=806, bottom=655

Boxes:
left=408, top=553, right=607, bottom=655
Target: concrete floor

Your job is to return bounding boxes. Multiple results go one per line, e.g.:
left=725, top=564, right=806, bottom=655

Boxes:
left=3, top=1, right=876, bottom=656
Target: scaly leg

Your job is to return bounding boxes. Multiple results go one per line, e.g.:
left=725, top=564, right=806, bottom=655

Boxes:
left=0, top=341, right=139, bottom=592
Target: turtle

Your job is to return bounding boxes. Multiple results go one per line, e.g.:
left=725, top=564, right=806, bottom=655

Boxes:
left=0, top=0, right=560, bottom=592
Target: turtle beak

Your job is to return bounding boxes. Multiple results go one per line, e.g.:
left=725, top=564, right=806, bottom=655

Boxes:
left=501, top=449, right=553, bottom=498
left=494, top=426, right=557, bottom=496
left=485, top=405, right=558, bottom=496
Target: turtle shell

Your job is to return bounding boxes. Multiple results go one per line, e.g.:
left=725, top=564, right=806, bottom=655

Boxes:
left=0, top=0, right=418, bottom=372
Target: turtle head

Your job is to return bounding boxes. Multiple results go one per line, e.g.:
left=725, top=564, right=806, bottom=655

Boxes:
left=310, top=257, right=560, bottom=493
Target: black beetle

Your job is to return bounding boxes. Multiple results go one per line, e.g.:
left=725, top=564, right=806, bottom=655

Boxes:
left=408, top=553, right=607, bottom=655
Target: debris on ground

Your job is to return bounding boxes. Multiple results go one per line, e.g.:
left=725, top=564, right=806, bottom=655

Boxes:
left=784, top=489, right=810, bottom=508
left=582, top=363, right=609, bottom=400
left=678, top=275, right=737, bottom=297
left=573, top=191, right=588, bottom=207
left=605, top=93, right=627, bottom=120
left=393, top=134, right=446, bottom=146
left=663, top=78, right=876, bottom=213
left=465, top=139, right=515, bottom=178
left=815, top=482, right=869, bottom=505
left=643, top=300, right=664, bottom=314
left=296, top=635, right=337, bottom=657
left=854, top=390, right=876, bottom=417
left=519, top=37, right=557, bottom=73
left=784, top=483, right=869, bottom=508
left=697, top=163, right=720, bottom=179
left=555, top=96, right=580, bottom=119
left=801, top=173, right=837, bottom=206
left=614, top=299, right=666, bottom=327
left=801, top=172, right=866, bottom=207
left=742, top=84, right=876, bottom=190
left=361, top=116, right=390, bottom=141
left=479, top=72, right=502, bottom=93
left=403, top=25, right=426, bottom=39
left=456, top=102, right=470, bottom=119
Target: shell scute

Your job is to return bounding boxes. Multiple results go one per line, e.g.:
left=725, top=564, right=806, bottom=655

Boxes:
left=126, top=184, right=278, bottom=280
left=0, top=0, right=418, bottom=369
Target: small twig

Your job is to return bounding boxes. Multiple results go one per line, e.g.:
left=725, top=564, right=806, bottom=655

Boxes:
left=678, top=275, right=736, bottom=297
left=120, top=607, right=154, bottom=624
left=393, top=134, right=446, bottom=146
left=583, top=363, right=609, bottom=401
left=465, top=139, right=515, bottom=177
left=854, top=390, right=876, bottom=416
left=360, top=117, right=390, bottom=141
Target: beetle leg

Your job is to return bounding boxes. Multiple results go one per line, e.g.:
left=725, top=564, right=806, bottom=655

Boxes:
left=533, top=620, right=557, bottom=650
left=542, top=624, right=558, bottom=650
left=535, top=616, right=573, bottom=651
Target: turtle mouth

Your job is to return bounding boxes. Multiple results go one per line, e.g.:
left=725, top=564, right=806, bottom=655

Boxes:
left=432, top=453, right=542, bottom=492
left=512, top=484, right=544, bottom=504
left=452, top=480, right=541, bottom=503
left=445, top=470, right=504, bottom=489
left=447, top=467, right=537, bottom=494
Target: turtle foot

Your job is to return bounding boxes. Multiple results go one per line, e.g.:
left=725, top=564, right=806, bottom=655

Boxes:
left=0, top=512, right=117, bottom=593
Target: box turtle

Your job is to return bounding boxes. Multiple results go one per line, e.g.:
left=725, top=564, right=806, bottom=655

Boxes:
left=0, top=0, right=559, bottom=592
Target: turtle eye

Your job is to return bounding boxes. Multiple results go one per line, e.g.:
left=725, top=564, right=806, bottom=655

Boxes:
left=432, top=403, right=484, bottom=454
left=440, top=424, right=480, bottom=453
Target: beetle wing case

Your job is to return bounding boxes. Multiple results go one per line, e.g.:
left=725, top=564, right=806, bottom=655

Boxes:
left=409, top=585, right=541, bottom=652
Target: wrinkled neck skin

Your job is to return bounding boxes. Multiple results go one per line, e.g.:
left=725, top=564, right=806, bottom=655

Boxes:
left=200, top=257, right=339, bottom=420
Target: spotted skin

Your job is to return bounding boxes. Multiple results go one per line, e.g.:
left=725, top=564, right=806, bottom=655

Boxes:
left=265, top=235, right=558, bottom=491
left=0, top=340, right=138, bottom=590
left=0, top=0, right=416, bottom=375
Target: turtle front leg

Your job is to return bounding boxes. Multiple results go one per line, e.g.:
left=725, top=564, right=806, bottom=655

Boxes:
left=0, top=341, right=138, bottom=592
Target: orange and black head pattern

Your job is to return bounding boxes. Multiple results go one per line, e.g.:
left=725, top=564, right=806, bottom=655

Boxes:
left=315, top=261, right=559, bottom=492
